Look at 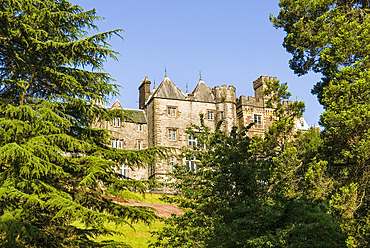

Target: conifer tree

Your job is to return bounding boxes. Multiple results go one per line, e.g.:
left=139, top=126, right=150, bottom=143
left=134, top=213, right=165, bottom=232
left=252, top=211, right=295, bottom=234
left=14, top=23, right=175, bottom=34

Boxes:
left=0, top=1, right=165, bottom=247
left=150, top=80, right=345, bottom=248
left=272, top=1, right=370, bottom=246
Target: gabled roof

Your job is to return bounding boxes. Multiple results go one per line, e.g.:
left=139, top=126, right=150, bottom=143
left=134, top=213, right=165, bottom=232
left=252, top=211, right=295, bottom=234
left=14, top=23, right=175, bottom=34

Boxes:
left=109, top=100, right=147, bottom=124
left=192, top=79, right=215, bottom=103
left=151, top=76, right=185, bottom=100
left=296, top=117, right=309, bottom=131
left=110, top=99, right=123, bottom=110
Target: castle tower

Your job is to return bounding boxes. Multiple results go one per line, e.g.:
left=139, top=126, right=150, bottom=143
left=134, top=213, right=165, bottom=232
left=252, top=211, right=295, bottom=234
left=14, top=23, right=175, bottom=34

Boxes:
left=253, top=75, right=277, bottom=102
left=213, top=84, right=237, bottom=133
left=139, top=76, right=151, bottom=109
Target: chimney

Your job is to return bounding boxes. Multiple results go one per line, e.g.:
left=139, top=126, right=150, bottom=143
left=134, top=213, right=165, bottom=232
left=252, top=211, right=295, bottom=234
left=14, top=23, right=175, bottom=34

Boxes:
left=138, top=76, right=151, bottom=109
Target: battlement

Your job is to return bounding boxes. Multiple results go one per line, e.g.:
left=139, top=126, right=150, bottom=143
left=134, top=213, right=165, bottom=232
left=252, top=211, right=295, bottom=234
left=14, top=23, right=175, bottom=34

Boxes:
left=213, top=85, right=236, bottom=103
left=253, top=75, right=277, bottom=90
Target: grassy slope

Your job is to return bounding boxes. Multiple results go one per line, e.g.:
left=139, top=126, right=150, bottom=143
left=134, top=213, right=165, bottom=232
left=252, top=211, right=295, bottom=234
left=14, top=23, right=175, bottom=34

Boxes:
left=75, top=192, right=171, bottom=248
left=94, top=220, right=165, bottom=248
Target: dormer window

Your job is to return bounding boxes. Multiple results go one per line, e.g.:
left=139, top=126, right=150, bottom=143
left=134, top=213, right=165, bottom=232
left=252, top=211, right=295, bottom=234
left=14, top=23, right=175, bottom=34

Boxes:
left=113, top=118, right=120, bottom=127
left=136, top=124, right=143, bottom=131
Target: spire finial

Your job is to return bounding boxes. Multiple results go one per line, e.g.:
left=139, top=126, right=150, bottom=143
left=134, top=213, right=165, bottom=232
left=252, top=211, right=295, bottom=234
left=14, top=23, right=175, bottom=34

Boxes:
left=199, top=70, right=202, bottom=81
left=165, top=67, right=167, bottom=77
left=153, top=78, right=156, bottom=89
left=186, top=83, right=189, bottom=93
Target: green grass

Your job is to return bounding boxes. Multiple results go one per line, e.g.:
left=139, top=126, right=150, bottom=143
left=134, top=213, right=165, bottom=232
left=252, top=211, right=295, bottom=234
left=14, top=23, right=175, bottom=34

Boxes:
left=98, top=220, right=165, bottom=248
left=73, top=220, right=165, bottom=248
left=74, top=192, right=173, bottom=247
left=116, top=190, right=172, bottom=204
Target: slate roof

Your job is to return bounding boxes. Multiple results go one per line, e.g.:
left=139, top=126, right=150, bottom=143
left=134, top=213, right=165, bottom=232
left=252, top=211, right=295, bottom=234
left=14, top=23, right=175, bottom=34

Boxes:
left=123, top=109, right=147, bottom=124
left=192, top=79, right=215, bottom=103
left=151, top=76, right=185, bottom=100
left=109, top=100, right=147, bottom=124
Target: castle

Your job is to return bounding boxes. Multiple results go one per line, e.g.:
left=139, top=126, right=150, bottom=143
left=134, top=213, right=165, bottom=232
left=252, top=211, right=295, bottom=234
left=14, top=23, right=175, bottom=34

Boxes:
left=95, top=74, right=309, bottom=180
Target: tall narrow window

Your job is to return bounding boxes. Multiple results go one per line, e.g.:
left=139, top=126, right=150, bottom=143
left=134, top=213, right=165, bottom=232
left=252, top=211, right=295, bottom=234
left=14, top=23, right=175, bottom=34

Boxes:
left=207, top=112, right=214, bottom=120
left=137, top=140, right=142, bottom=150
left=167, top=107, right=177, bottom=117
left=254, top=114, right=262, bottom=129
left=188, top=135, right=197, bottom=146
left=121, top=165, right=130, bottom=179
left=117, top=118, right=120, bottom=127
left=168, top=129, right=177, bottom=141
left=136, top=124, right=143, bottom=131
left=113, top=118, right=116, bottom=127
left=185, top=156, right=198, bottom=172
left=170, top=157, right=175, bottom=171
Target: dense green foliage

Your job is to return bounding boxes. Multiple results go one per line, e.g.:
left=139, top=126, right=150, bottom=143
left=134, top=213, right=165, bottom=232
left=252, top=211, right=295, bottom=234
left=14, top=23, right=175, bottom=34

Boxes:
left=150, top=81, right=346, bottom=247
left=272, top=1, right=370, bottom=246
left=0, top=1, right=165, bottom=247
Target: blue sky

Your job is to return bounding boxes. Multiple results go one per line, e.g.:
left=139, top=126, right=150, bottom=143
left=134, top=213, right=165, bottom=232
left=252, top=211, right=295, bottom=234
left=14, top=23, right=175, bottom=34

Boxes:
left=71, top=0, right=323, bottom=127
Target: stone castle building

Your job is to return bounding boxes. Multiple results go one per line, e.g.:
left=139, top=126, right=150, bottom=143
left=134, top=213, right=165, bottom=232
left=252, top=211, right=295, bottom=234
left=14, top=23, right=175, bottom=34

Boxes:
left=96, top=74, right=309, bottom=180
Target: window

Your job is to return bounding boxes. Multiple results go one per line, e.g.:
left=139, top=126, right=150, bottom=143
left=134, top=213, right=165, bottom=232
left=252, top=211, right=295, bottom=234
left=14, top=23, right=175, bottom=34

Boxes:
left=219, top=111, right=224, bottom=120
left=120, top=165, right=130, bottom=179
left=207, top=112, right=214, bottom=120
left=167, top=107, right=176, bottom=117
left=170, top=157, right=175, bottom=171
left=186, top=156, right=198, bottom=172
left=188, top=135, right=197, bottom=146
left=254, top=114, right=262, bottom=129
left=137, top=140, right=142, bottom=150
left=168, top=129, right=177, bottom=141
left=111, top=140, right=122, bottom=149
left=136, top=124, right=143, bottom=131
left=113, top=118, right=120, bottom=127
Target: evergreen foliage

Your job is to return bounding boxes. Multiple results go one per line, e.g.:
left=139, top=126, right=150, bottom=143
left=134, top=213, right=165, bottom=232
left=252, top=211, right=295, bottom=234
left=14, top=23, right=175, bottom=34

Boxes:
left=272, top=1, right=370, bottom=246
left=0, top=1, right=166, bottom=247
left=150, top=80, right=346, bottom=248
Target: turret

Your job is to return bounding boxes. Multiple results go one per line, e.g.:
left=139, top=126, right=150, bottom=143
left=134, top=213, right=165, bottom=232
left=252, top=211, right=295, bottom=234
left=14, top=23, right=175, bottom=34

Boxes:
left=214, top=84, right=236, bottom=103
left=138, top=76, right=151, bottom=109
left=253, top=76, right=277, bottom=102
left=213, top=85, right=237, bottom=133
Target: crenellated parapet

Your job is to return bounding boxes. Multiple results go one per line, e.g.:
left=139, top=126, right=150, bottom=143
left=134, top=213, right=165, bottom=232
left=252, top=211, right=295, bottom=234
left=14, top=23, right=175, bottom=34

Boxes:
left=213, top=84, right=236, bottom=103
left=253, top=75, right=277, bottom=103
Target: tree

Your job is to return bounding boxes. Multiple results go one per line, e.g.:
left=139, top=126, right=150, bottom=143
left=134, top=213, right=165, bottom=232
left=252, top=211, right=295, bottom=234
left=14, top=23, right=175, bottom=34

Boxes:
left=272, top=1, right=370, bottom=246
left=150, top=80, right=345, bottom=248
left=0, top=1, right=165, bottom=247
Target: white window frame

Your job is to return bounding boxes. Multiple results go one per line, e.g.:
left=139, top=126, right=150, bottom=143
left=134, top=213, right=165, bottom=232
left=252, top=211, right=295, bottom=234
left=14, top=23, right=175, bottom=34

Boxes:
left=111, top=139, right=122, bottom=149
left=254, top=114, right=262, bottom=129
left=137, top=140, right=142, bottom=150
left=120, top=165, right=130, bottom=179
left=188, top=135, right=197, bottom=146
left=207, top=112, right=214, bottom=120
left=136, top=124, right=143, bottom=132
left=113, top=118, right=120, bottom=127
left=167, top=107, right=177, bottom=117
left=170, top=157, right=175, bottom=171
left=185, top=156, right=198, bottom=172
left=168, top=129, right=177, bottom=141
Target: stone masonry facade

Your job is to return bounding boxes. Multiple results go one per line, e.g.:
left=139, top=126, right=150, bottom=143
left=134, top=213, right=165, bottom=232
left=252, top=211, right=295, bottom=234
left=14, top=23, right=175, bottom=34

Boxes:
left=98, top=75, right=309, bottom=181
